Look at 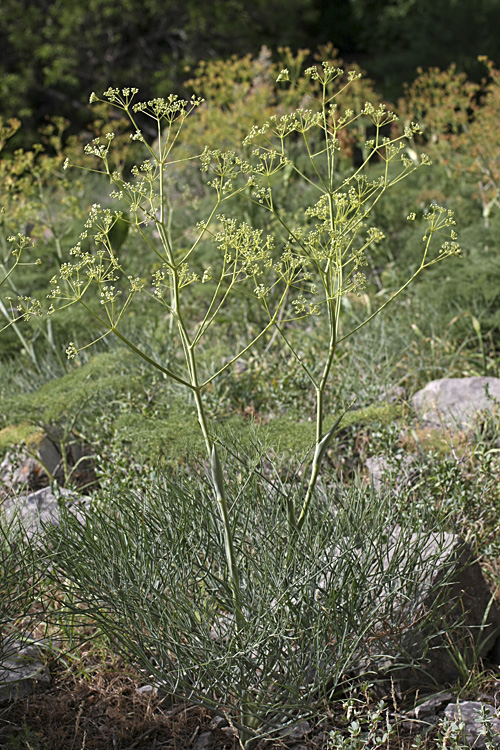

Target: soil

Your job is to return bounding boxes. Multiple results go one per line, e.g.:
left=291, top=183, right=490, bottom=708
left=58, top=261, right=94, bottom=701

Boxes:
left=1, top=655, right=240, bottom=750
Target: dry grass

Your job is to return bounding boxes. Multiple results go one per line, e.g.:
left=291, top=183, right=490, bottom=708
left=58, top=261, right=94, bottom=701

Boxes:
left=1, top=652, right=240, bottom=750
left=2, top=645, right=487, bottom=750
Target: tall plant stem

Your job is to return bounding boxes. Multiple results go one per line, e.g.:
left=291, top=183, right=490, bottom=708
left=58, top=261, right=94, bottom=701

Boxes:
left=155, top=130, right=245, bottom=630
left=186, top=348, right=249, bottom=737
left=296, top=314, right=337, bottom=532
left=187, top=348, right=245, bottom=631
left=295, top=120, right=340, bottom=533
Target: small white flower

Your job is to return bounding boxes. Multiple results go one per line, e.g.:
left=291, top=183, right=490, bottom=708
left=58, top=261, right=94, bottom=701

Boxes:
left=66, top=342, right=78, bottom=359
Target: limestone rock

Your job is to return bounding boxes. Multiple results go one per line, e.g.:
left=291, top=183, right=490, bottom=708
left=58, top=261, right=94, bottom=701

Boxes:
left=412, top=377, right=500, bottom=430
left=38, top=428, right=95, bottom=487
left=365, top=454, right=414, bottom=491
left=0, top=451, right=46, bottom=496
left=400, top=536, right=500, bottom=689
left=0, top=640, right=50, bottom=702
left=444, top=701, right=500, bottom=748
left=2, top=486, right=90, bottom=537
left=405, top=692, right=454, bottom=721
left=0, top=430, right=95, bottom=494
left=344, top=531, right=500, bottom=691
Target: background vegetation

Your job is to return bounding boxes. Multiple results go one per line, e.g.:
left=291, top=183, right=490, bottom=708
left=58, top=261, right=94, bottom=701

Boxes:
left=2, top=0, right=500, bottom=142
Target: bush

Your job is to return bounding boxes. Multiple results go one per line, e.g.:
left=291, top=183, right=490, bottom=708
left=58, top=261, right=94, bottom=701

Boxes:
left=48, top=471, right=459, bottom=747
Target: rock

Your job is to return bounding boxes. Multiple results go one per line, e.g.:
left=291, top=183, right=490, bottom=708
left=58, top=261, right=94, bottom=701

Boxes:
left=412, top=377, right=500, bottom=430
left=342, top=531, right=500, bottom=692
left=282, top=720, right=311, bottom=740
left=0, top=430, right=95, bottom=494
left=444, top=701, right=500, bottom=748
left=209, top=527, right=500, bottom=698
left=0, top=639, right=50, bottom=702
left=400, top=535, right=500, bottom=690
left=194, top=731, right=213, bottom=750
left=37, top=428, right=95, bottom=488
left=365, top=455, right=390, bottom=490
left=405, top=692, right=455, bottom=720
left=0, top=450, right=46, bottom=495
left=37, top=434, right=65, bottom=481
left=2, top=486, right=90, bottom=537
left=365, top=454, right=414, bottom=491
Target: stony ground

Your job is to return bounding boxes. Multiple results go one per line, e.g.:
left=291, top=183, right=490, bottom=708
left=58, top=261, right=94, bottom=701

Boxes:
left=0, top=655, right=427, bottom=750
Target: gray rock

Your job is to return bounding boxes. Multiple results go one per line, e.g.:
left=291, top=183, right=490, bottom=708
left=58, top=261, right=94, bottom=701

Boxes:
left=3, top=486, right=90, bottom=536
left=0, top=451, right=45, bottom=494
left=209, top=526, right=500, bottom=698
left=365, top=454, right=414, bottom=491
left=340, top=531, right=500, bottom=692
left=0, top=431, right=94, bottom=493
left=396, top=536, right=500, bottom=690
left=0, top=640, right=50, bottom=701
left=407, top=692, right=454, bottom=720
left=282, top=720, right=311, bottom=740
left=37, top=434, right=65, bottom=482
left=209, top=524, right=500, bottom=697
left=38, top=429, right=94, bottom=486
left=194, top=731, right=213, bottom=750
left=444, top=702, right=500, bottom=748
left=412, top=377, right=500, bottom=430
left=365, top=455, right=390, bottom=490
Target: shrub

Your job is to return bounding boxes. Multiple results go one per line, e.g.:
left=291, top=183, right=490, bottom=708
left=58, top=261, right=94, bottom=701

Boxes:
left=49, top=472, right=459, bottom=747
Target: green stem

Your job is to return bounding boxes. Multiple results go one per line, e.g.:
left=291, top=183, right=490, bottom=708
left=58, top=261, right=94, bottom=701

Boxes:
left=0, top=298, right=40, bottom=370
left=190, top=372, right=245, bottom=632
left=295, top=97, right=340, bottom=531
left=77, top=300, right=193, bottom=388
left=296, top=305, right=338, bottom=532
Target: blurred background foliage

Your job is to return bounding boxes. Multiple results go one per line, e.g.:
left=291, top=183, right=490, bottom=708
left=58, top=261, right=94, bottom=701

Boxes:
left=1, top=0, right=500, bottom=144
